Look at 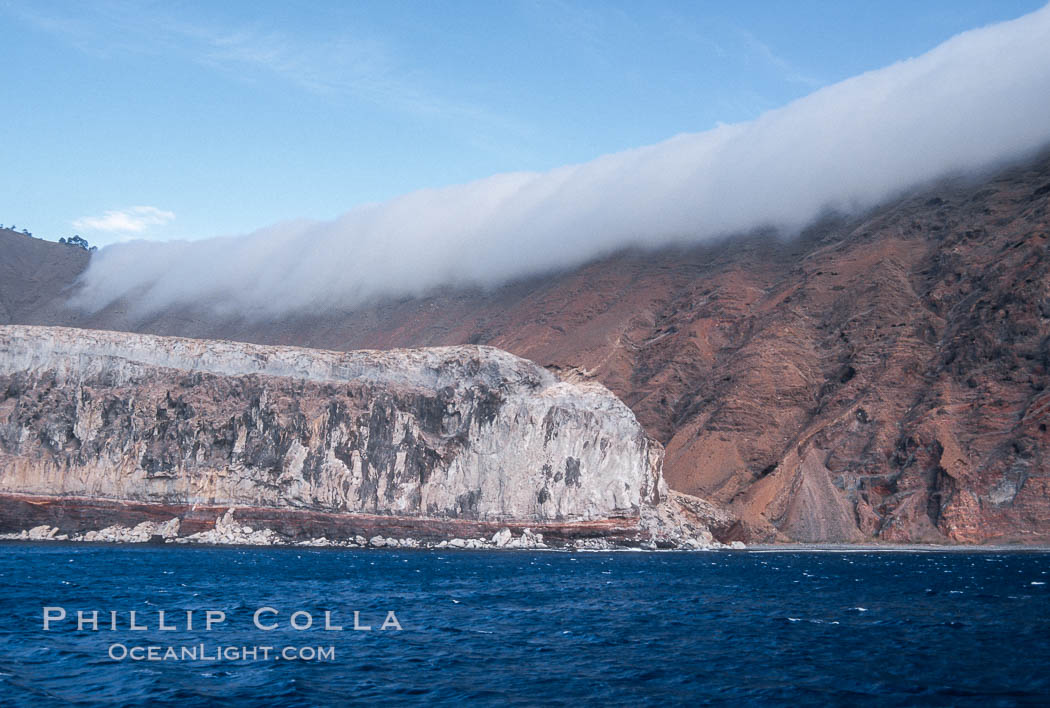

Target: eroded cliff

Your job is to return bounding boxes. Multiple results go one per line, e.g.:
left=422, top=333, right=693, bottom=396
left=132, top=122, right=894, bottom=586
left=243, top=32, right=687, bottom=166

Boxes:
left=0, top=325, right=716, bottom=548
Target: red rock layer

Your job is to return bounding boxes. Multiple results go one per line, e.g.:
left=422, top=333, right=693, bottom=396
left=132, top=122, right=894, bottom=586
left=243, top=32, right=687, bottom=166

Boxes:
left=0, top=493, right=643, bottom=545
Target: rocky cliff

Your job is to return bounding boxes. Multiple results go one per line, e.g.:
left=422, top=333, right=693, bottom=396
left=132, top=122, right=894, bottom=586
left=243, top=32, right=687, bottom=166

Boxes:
left=0, top=325, right=716, bottom=548
left=5, top=153, right=1050, bottom=544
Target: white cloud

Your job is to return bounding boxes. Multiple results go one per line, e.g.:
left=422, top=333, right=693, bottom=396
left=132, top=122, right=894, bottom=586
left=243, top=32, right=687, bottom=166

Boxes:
left=74, top=5, right=1050, bottom=320
left=72, top=206, right=175, bottom=235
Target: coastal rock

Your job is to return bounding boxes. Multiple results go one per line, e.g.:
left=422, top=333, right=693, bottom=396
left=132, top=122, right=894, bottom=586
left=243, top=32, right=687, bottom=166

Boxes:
left=174, top=509, right=280, bottom=546
left=520, top=528, right=545, bottom=549
left=0, top=326, right=713, bottom=548
left=492, top=528, right=512, bottom=547
left=573, top=537, right=612, bottom=550
left=28, top=524, right=57, bottom=540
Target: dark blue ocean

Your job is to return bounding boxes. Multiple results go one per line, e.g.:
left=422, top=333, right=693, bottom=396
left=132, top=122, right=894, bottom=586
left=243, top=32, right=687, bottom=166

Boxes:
left=0, top=545, right=1048, bottom=706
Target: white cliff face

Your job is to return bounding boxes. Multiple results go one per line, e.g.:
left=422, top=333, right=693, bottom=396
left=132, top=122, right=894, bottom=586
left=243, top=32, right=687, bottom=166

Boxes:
left=0, top=324, right=558, bottom=392
left=0, top=325, right=666, bottom=523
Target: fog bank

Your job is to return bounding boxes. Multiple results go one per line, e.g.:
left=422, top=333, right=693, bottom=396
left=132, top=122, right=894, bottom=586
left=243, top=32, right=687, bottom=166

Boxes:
left=75, top=5, right=1050, bottom=318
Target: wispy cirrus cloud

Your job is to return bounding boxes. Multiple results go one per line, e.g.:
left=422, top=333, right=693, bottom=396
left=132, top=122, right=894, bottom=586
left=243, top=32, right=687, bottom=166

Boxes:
left=8, top=2, right=521, bottom=135
left=72, top=206, right=175, bottom=234
left=192, top=25, right=484, bottom=122
left=736, top=28, right=824, bottom=89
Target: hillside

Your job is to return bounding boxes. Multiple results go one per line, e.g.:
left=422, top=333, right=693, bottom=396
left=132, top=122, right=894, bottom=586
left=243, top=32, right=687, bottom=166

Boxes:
left=4, top=152, right=1050, bottom=543
left=0, top=229, right=90, bottom=326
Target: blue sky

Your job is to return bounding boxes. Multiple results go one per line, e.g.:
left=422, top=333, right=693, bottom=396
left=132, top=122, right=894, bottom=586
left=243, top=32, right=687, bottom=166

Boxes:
left=1, top=0, right=1045, bottom=247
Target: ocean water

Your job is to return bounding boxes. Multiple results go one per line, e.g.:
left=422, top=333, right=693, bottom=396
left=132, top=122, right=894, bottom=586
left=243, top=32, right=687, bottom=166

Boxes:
left=0, top=545, right=1048, bottom=706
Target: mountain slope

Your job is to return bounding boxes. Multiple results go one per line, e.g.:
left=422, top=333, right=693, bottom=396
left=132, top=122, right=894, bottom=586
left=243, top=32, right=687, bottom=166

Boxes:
left=5, top=151, right=1050, bottom=543
left=0, top=230, right=89, bottom=325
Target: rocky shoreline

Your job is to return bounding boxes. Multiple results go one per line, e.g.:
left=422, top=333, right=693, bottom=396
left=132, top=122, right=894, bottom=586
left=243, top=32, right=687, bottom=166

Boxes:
left=0, top=507, right=735, bottom=551
left=0, top=490, right=730, bottom=550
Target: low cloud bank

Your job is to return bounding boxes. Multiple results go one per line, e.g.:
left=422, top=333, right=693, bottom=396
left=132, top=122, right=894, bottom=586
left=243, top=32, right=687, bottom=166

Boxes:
left=75, top=6, right=1050, bottom=318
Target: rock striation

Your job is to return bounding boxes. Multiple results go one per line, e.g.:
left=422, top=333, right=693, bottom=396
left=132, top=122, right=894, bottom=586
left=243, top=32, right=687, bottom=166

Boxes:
left=0, top=325, right=717, bottom=548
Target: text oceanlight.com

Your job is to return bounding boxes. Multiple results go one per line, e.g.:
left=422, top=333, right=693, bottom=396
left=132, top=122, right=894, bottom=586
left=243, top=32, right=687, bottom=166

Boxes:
left=108, top=644, right=336, bottom=662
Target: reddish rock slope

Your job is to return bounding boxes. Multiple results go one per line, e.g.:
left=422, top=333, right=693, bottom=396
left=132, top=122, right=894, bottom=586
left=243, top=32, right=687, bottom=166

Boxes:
left=5, top=152, right=1050, bottom=543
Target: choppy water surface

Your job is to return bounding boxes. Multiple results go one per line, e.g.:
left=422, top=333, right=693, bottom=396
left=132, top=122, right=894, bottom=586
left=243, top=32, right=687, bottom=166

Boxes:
left=0, top=545, right=1048, bottom=706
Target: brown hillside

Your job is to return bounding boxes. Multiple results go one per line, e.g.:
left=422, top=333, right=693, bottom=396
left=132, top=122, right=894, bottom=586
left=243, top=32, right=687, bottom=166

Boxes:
left=5, top=152, right=1050, bottom=543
